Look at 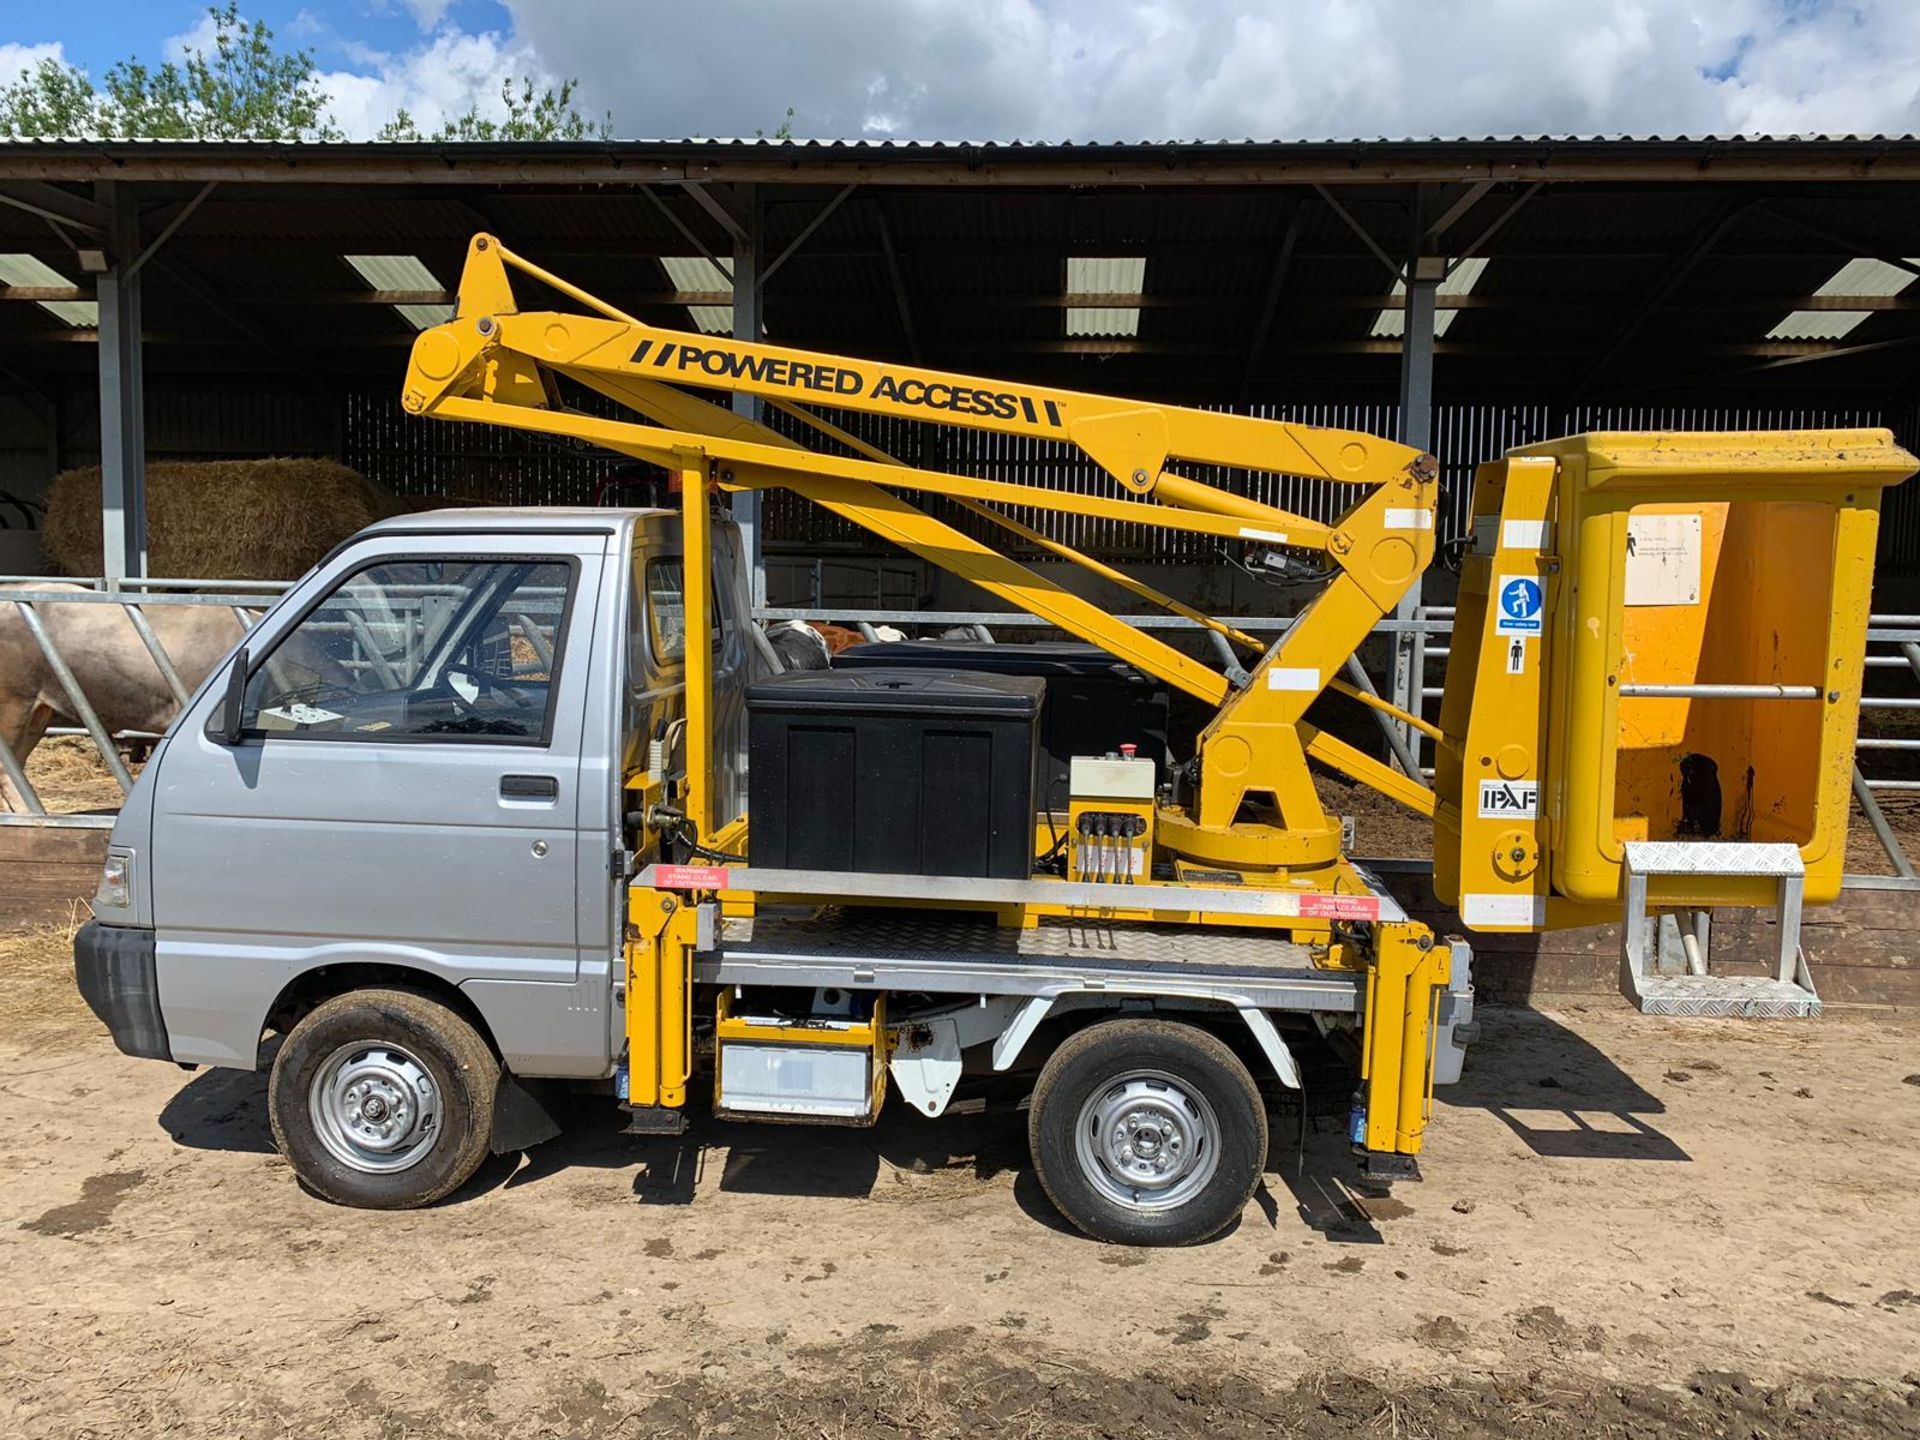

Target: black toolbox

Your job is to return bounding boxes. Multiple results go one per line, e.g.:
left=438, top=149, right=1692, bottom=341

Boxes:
left=831, top=641, right=1169, bottom=812
left=748, top=668, right=1045, bottom=880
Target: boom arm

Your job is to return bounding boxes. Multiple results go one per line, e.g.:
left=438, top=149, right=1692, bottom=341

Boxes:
left=404, top=234, right=1440, bottom=874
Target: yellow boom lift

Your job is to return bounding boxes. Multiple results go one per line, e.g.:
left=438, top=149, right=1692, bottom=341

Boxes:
left=402, top=234, right=1915, bottom=1235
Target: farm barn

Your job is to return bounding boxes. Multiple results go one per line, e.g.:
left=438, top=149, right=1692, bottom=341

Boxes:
left=5, top=136, right=1920, bottom=996
left=3, top=136, right=1920, bottom=1437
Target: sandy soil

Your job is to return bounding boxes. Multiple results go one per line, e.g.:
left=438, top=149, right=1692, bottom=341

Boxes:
left=1, top=922, right=1917, bottom=1437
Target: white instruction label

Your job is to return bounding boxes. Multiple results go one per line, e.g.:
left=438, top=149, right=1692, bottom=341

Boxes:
left=1478, top=778, right=1539, bottom=818
left=1461, top=893, right=1548, bottom=928
left=1504, top=635, right=1527, bottom=674
left=1504, top=519, right=1550, bottom=551
left=1624, top=513, right=1701, bottom=606
left=1266, top=667, right=1321, bottom=692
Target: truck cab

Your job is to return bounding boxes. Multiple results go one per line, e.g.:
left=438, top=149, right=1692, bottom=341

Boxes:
left=77, top=507, right=754, bottom=1204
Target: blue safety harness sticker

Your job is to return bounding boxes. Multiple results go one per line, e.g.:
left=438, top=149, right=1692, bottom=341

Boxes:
left=1495, top=575, right=1543, bottom=636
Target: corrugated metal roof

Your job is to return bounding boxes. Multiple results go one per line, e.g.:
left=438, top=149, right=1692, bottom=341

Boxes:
left=10, top=133, right=1920, bottom=146
left=3, top=134, right=1919, bottom=402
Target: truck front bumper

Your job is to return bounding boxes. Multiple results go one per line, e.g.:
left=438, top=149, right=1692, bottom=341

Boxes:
left=73, top=921, right=171, bottom=1062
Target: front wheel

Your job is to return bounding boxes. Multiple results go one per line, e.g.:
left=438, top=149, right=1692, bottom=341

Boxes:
left=1028, top=1018, right=1267, bottom=1245
left=269, top=988, right=499, bottom=1210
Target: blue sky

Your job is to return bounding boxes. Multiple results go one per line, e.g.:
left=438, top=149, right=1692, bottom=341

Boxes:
left=25, top=2, right=511, bottom=82
left=5, top=2, right=1920, bottom=142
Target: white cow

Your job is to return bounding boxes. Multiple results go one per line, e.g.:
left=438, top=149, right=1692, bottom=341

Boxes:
left=0, top=583, right=248, bottom=811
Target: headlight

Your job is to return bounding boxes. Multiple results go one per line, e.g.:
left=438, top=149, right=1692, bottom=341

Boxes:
left=97, top=850, right=132, bottom=910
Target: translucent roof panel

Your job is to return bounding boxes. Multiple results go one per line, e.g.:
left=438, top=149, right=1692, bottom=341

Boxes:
left=1065, top=256, right=1144, bottom=339
left=660, top=256, right=735, bottom=334
left=1766, top=256, right=1920, bottom=342
left=0, top=252, right=97, bottom=326
left=342, top=253, right=453, bottom=330
left=1066, top=306, right=1141, bottom=337
left=1371, top=257, right=1488, bottom=338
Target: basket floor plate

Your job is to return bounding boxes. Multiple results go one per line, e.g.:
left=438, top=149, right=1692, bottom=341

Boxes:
left=1629, top=974, right=1821, bottom=1019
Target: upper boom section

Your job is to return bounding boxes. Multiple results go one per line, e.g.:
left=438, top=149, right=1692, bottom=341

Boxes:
left=404, top=235, right=1431, bottom=523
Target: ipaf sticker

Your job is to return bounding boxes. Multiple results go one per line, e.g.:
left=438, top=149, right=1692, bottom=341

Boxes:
left=1478, top=779, right=1539, bottom=818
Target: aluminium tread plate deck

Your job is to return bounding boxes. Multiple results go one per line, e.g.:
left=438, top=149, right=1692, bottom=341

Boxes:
left=697, top=908, right=1360, bottom=1012
left=1628, top=974, right=1821, bottom=1019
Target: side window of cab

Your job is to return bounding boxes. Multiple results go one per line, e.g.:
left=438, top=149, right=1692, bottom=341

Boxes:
left=241, top=557, right=576, bottom=744
left=638, top=555, right=727, bottom=669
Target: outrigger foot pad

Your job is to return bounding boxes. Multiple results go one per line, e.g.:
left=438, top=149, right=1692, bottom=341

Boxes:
left=1359, top=1151, right=1421, bottom=1185
left=622, top=1105, right=689, bottom=1136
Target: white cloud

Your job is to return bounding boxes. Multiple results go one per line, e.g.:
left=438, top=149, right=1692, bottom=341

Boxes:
left=318, top=27, right=553, bottom=139
left=300, top=0, right=1920, bottom=143
left=0, top=41, right=70, bottom=87
left=402, top=0, right=457, bottom=29
left=163, top=12, right=224, bottom=65
left=370, top=0, right=457, bottom=31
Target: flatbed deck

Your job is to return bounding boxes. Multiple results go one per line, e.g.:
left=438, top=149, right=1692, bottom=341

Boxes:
left=698, top=907, right=1361, bottom=1013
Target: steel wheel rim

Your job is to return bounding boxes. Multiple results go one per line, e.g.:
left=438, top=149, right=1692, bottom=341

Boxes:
left=309, top=1040, right=443, bottom=1174
left=1072, top=1067, right=1221, bottom=1214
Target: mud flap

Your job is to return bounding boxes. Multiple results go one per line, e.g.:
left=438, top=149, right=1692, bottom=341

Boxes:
left=490, top=1073, right=564, bottom=1154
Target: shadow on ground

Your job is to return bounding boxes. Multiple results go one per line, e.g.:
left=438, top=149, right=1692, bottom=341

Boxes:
left=1438, top=1006, right=1688, bottom=1163
left=151, top=1004, right=1684, bottom=1224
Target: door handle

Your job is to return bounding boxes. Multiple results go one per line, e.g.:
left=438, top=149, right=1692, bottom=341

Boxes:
left=500, top=774, right=559, bottom=801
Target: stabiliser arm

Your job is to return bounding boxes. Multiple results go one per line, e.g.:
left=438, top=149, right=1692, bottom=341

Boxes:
left=404, top=235, right=1440, bottom=875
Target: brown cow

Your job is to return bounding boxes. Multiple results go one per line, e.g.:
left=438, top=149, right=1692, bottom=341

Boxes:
left=0, top=583, right=248, bottom=811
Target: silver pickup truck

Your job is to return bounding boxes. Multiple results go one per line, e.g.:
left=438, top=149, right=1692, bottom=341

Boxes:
left=76, top=504, right=1470, bottom=1244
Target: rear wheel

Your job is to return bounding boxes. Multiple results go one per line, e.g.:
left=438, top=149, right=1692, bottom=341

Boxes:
left=269, top=988, right=498, bottom=1210
left=1028, top=1018, right=1266, bottom=1245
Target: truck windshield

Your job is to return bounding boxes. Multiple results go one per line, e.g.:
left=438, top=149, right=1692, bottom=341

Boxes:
left=240, top=557, right=574, bottom=743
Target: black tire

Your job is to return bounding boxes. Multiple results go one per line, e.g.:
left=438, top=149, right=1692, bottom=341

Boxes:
left=268, top=988, right=499, bottom=1210
left=1029, top=1018, right=1266, bottom=1246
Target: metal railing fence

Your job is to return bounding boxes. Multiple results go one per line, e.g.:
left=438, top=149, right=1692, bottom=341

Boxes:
left=7, top=576, right=1919, bottom=889
left=0, top=574, right=561, bottom=826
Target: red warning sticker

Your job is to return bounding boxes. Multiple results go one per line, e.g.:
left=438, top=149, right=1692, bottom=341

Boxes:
left=653, top=864, right=731, bottom=890
left=1297, top=892, right=1381, bottom=921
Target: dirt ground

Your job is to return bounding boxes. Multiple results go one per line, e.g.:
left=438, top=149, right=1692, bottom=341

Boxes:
left=2, top=922, right=1918, bottom=1437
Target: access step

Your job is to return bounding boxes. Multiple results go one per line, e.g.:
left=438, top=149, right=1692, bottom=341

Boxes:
left=1620, top=840, right=1820, bottom=1019
left=1628, top=973, right=1821, bottom=1020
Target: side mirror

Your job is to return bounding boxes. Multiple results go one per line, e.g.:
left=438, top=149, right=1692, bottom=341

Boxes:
left=212, top=646, right=249, bottom=746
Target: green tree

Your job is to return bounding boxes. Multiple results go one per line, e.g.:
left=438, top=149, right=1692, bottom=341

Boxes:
left=0, top=57, right=99, bottom=137
left=377, top=78, right=610, bottom=142
left=0, top=5, right=340, bottom=140
left=100, top=4, right=340, bottom=140
left=0, top=5, right=611, bottom=142
left=756, top=107, right=796, bottom=141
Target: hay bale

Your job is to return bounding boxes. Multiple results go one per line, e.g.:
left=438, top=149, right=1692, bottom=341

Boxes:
left=42, top=459, right=404, bottom=580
